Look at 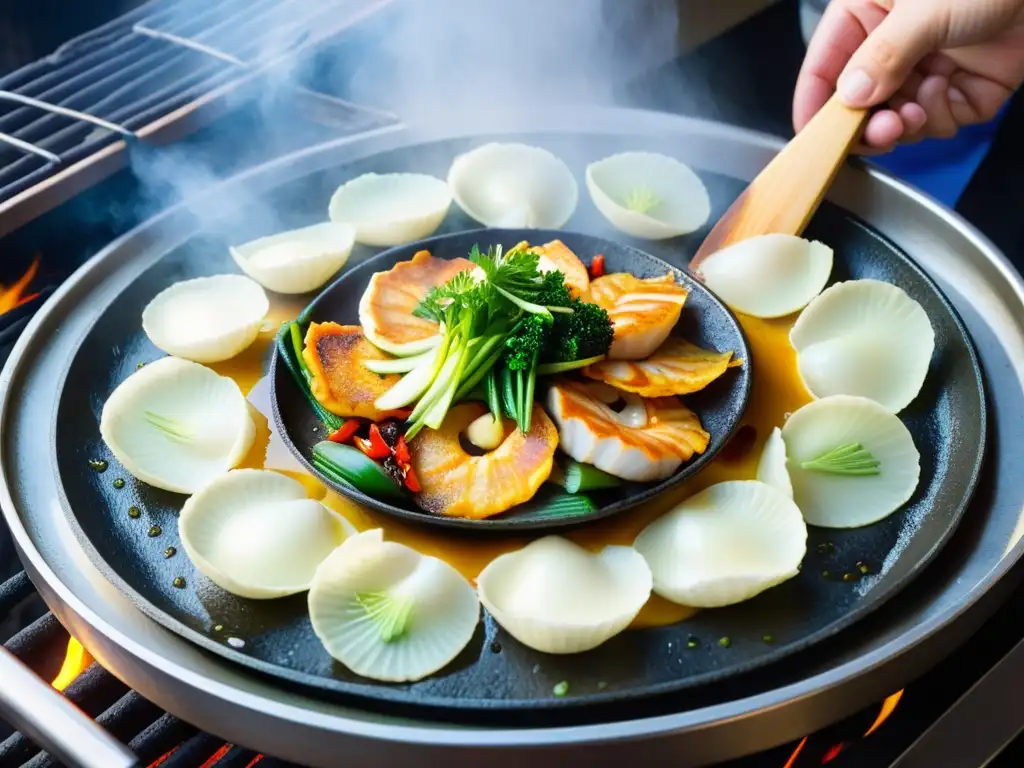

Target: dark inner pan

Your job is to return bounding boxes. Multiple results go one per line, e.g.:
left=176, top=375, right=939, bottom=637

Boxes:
left=52, top=134, right=985, bottom=718
left=272, top=228, right=751, bottom=531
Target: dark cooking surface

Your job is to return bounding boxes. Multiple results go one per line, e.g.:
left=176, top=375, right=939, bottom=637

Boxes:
left=4, top=0, right=1024, bottom=764
left=48, top=132, right=984, bottom=714
left=274, top=228, right=751, bottom=530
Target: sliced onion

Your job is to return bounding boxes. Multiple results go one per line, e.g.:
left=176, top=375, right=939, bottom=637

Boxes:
left=477, top=536, right=652, bottom=654
left=179, top=469, right=356, bottom=599
left=789, top=279, right=935, bottom=413
left=447, top=143, right=578, bottom=228
left=99, top=357, right=255, bottom=494
left=141, top=275, right=268, bottom=363
left=697, top=234, right=833, bottom=318
left=328, top=173, right=451, bottom=246
left=633, top=480, right=807, bottom=607
left=229, top=222, right=355, bottom=294
left=586, top=151, right=711, bottom=239
left=781, top=395, right=920, bottom=528
left=308, top=530, right=480, bottom=682
left=756, top=427, right=793, bottom=498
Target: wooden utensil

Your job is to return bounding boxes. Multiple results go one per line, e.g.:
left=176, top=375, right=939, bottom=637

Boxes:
left=690, top=94, right=868, bottom=272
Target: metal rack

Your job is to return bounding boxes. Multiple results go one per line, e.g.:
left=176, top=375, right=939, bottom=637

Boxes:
left=0, top=0, right=398, bottom=237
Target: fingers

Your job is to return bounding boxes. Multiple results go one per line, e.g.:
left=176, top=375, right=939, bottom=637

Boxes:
left=794, top=0, right=883, bottom=132
left=836, top=2, right=944, bottom=108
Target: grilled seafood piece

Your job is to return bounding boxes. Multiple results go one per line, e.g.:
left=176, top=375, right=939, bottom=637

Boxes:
left=358, top=250, right=473, bottom=356
left=410, top=403, right=558, bottom=519
left=583, top=337, right=738, bottom=397
left=546, top=380, right=709, bottom=482
left=303, top=322, right=403, bottom=420
left=588, top=273, right=688, bottom=359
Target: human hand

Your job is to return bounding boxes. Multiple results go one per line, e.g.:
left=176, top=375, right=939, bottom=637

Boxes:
left=794, top=0, right=1024, bottom=152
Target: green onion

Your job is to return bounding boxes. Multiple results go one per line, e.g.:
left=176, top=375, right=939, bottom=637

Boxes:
left=549, top=460, right=621, bottom=493
left=276, top=323, right=342, bottom=431
left=290, top=322, right=312, bottom=382
left=143, top=411, right=192, bottom=442
left=624, top=186, right=661, bottom=214
left=485, top=369, right=502, bottom=421
left=521, top=359, right=537, bottom=433
left=499, top=366, right=516, bottom=421
left=536, top=355, right=606, bottom=376
left=312, top=441, right=404, bottom=499
left=355, top=591, right=414, bottom=643
left=493, top=283, right=553, bottom=319
left=363, top=348, right=435, bottom=374
left=531, top=491, right=598, bottom=518
left=800, top=442, right=881, bottom=476
left=453, top=343, right=505, bottom=403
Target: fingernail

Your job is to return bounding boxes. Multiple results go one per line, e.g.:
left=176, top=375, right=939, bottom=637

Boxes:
left=838, top=69, right=875, bottom=105
left=948, top=86, right=968, bottom=104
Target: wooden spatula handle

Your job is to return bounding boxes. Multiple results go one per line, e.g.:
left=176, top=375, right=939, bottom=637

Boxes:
left=691, top=95, right=868, bottom=269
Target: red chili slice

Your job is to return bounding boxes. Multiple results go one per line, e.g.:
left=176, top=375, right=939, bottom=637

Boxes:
left=394, top=435, right=411, bottom=465
left=368, top=424, right=391, bottom=457
left=401, top=464, right=421, bottom=492
left=590, top=254, right=605, bottom=279
left=327, top=420, right=359, bottom=444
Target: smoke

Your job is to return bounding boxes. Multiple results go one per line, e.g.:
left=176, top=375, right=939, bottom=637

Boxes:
left=119, top=0, right=684, bottom=238
left=344, top=0, right=681, bottom=123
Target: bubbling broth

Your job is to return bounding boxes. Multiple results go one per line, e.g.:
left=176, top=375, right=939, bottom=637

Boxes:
left=227, top=298, right=810, bottom=629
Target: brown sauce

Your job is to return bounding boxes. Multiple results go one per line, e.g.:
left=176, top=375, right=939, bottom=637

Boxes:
left=221, top=297, right=811, bottom=629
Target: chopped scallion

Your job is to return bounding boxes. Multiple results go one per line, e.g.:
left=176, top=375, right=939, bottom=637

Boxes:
left=800, top=442, right=881, bottom=476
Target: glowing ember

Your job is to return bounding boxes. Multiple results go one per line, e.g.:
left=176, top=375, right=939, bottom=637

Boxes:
left=199, top=745, right=233, bottom=767
left=0, top=255, right=41, bottom=315
left=820, top=742, right=846, bottom=763
left=781, top=736, right=808, bottom=768
left=51, top=637, right=93, bottom=691
left=864, top=689, right=904, bottom=736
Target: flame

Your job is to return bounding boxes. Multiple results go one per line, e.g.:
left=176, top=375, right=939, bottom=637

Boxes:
left=820, top=742, right=846, bottom=763
left=782, top=736, right=808, bottom=768
left=51, top=637, right=94, bottom=691
left=0, top=255, right=41, bottom=315
left=864, top=689, right=904, bottom=736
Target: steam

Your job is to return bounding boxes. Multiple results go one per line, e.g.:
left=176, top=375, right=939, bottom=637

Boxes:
left=346, top=0, right=681, bottom=123
left=122, top=0, right=684, bottom=238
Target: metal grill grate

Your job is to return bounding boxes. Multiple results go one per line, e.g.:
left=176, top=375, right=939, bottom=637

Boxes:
left=0, top=0, right=397, bottom=236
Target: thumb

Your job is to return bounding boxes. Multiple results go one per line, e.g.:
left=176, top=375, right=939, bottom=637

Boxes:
left=837, top=3, right=943, bottom=107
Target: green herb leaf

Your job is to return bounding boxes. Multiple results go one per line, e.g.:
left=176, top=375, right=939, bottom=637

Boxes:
left=800, top=442, right=881, bottom=476
left=355, top=591, right=414, bottom=643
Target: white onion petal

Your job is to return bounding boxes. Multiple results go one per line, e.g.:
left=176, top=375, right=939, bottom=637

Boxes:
left=99, top=357, right=256, bottom=494
left=586, top=151, right=711, bottom=239
left=448, top=143, right=577, bottom=228
left=698, top=234, right=833, bottom=318
left=308, top=530, right=480, bottom=682
left=229, top=222, right=355, bottom=294
left=790, top=279, right=935, bottom=413
left=634, top=480, right=807, bottom=608
left=756, top=426, right=793, bottom=498
left=328, top=173, right=451, bottom=246
left=477, top=536, right=652, bottom=654
left=782, top=395, right=921, bottom=528
left=142, top=275, right=268, bottom=363
left=179, top=469, right=356, bottom=599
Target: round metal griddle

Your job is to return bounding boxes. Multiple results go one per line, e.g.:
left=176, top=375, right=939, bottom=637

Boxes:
left=3, top=111, right=1024, bottom=767
left=275, top=227, right=752, bottom=532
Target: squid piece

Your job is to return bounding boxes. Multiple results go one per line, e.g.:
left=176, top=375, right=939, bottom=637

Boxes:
left=546, top=380, right=709, bottom=482
left=588, top=273, right=688, bottom=360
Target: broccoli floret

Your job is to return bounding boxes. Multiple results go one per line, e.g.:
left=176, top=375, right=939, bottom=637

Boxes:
left=504, top=313, right=551, bottom=371
left=542, top=299, right=613, bottom=363
left=533, top=270, right=573, bottom=308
